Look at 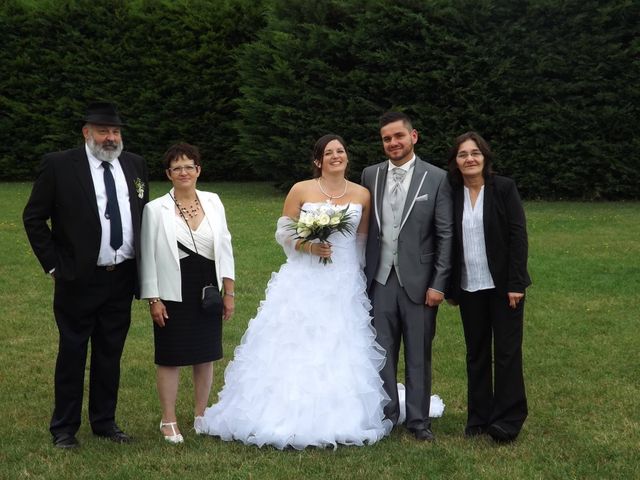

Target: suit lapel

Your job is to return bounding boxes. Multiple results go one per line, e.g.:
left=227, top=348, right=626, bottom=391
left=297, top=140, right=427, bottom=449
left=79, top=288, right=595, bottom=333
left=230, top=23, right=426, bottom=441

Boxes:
left=120, top=155, right=135, bottom=196
left=198, top=192, right=220, bottom=259
left=161, top=192, right=181, bottom=266
left=72, top=148, right=100, bottom=220
left=454, top=185, right=464, bottom=244
left=119, top=154, right=141, bottom=221
left=399, top=158, right=428, bottom=230
left=374, top=164, right=388, bottom=230
left=483, top=180, right=494, bottom=241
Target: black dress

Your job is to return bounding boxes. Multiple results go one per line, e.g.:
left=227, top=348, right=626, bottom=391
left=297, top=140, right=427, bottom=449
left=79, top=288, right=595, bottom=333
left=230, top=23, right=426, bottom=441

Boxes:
left=153, top=244, right=223, bottom=366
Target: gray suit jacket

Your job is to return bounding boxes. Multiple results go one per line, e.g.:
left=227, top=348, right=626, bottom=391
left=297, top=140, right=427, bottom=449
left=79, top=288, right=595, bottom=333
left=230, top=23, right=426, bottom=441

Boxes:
left=361, top=156, right=454, bottom=304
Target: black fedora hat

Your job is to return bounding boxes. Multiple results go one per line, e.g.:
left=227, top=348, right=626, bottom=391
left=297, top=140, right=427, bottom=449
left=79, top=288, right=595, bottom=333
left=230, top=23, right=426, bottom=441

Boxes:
left=83, top=102, right=126, bottom=126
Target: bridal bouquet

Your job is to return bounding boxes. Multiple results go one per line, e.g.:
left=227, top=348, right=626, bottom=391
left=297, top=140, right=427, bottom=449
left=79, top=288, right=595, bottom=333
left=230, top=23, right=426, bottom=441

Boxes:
left=289, top=203, right=355, bottom=265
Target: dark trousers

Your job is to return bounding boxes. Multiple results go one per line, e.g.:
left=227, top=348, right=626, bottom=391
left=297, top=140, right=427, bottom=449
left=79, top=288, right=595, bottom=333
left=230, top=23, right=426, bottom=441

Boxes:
left=459, top=289, right=528, bottom=437
left=50, top=260, right=135, bottom=437
left=370, top=269, right=436, bottom=431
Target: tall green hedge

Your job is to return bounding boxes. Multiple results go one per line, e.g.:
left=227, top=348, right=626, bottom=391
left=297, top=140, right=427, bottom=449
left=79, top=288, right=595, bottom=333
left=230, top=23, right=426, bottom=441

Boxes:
left=234, top=0, right=640, bottom=198
left=0, top=0, right=265, bottom=180
left=2, top=0, right=638, bottom=198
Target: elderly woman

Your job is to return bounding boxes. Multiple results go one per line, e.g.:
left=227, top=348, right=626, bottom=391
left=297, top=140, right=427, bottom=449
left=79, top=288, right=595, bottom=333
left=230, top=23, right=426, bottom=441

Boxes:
left=447, top=132, right=530, bottom=443
left=140, top=143, right=235, bottom=444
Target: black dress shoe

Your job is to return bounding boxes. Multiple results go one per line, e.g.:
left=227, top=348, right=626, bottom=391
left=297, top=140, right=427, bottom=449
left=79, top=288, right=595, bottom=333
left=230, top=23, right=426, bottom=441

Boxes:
left=410, top=428, right=435, bottom=442
left=53, top=433, right=79, bottom=449
left=93, top=425, right=133, bottom=443
left=464, top=425, right=486, bottom=438
left=487, top=424, right=515, bottom=443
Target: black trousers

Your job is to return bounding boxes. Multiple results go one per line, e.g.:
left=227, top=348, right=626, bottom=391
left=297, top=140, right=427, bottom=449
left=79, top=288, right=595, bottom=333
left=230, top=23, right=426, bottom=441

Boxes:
left=459, top=288, right=528, bottom=437
left=49, top=260, right=135, bottom=437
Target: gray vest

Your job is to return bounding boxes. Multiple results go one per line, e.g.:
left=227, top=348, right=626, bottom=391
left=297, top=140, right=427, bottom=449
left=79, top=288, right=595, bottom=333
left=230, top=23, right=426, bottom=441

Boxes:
left=375, top=185, right=407, bottom=286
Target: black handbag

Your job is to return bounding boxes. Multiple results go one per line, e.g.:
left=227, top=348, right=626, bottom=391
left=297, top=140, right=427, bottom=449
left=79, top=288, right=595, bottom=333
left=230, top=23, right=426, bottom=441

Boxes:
left=201, top=284, right=223, bottom=315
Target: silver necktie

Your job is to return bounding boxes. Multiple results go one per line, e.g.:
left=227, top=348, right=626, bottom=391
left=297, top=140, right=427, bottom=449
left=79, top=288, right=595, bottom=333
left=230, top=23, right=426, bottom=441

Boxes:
left=390, top=167, right=407, bottom=216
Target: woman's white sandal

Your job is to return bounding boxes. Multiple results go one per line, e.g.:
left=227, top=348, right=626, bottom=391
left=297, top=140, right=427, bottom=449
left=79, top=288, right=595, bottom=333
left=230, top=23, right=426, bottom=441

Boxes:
left=160, top=421, right=184, bottom=444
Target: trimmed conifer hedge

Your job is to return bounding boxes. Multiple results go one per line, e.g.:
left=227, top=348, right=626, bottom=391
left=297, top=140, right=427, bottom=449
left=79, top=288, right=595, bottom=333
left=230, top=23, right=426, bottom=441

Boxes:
left=2, top=0, right=638, bottom=198
left=0, top=0, right=265, bottom=181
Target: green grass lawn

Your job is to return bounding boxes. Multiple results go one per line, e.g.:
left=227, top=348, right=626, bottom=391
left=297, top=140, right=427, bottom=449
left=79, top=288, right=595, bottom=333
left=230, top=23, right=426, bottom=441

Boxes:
left=2, top=182, right=638, bottom=479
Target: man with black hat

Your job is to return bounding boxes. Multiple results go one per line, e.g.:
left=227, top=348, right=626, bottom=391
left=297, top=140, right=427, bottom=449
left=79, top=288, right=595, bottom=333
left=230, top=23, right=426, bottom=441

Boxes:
left=23, top=102, right=149, bottom=448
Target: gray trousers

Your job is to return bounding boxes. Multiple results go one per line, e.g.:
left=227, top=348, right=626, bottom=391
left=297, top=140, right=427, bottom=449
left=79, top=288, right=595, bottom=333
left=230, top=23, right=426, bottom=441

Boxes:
left=370, top=269, right=436, bottom=431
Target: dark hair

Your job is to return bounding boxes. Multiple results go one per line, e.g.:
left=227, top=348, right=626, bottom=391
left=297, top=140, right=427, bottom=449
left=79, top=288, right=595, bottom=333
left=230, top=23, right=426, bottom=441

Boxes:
left=311, top=134, right=347, bottom=178
left=379, top=111, right=413, bottom=130
left=447, top=131, right=494, bottom=186
left=163, top=143, right=201, bottom=169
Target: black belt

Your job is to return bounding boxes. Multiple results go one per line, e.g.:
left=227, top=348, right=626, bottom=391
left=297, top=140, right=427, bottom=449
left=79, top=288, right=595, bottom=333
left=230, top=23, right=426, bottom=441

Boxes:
left=96, top=259, right=134, bottom=271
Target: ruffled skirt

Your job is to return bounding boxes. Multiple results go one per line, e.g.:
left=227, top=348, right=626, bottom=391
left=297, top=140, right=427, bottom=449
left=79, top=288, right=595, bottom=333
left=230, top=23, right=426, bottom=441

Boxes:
left=201, top=256, right=393, bottom=449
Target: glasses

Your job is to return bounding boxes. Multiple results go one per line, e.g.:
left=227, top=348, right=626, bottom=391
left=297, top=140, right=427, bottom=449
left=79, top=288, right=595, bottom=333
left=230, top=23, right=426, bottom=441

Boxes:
left=169, top=165, right=198, bottom=174
left=456, top=151, right=483, bottom=160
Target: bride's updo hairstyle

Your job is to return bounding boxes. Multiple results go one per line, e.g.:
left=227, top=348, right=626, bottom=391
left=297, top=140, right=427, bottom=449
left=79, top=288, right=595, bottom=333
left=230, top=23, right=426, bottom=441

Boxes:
left=312, top=134, right=347, bottom=178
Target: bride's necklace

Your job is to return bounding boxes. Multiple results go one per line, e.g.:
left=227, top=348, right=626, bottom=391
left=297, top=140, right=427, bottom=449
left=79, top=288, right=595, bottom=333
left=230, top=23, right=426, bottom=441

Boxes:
left=317, top=177, right=348, bottom=200
left=175, top=197, right=201, bottom=219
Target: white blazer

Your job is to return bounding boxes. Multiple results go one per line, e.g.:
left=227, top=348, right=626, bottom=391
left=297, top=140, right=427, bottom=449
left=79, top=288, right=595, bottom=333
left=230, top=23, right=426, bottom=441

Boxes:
left=140, top=189, right=235, bottom=301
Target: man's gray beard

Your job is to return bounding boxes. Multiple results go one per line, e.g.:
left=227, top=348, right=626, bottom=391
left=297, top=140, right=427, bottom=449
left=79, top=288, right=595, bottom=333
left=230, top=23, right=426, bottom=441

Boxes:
left=87, top=136, right=124, bottom=162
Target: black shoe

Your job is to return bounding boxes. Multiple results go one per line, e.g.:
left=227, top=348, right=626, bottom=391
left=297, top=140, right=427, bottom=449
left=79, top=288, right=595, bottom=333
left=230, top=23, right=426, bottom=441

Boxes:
left=410, top=428, right=435, bottom=442
left=487, top=424, right=515, bottom=443
left=53, top=433, right=79, bottom=449
left=464, top=425, right=486, bottom=438
left=93, top=425, right=133, bottom=443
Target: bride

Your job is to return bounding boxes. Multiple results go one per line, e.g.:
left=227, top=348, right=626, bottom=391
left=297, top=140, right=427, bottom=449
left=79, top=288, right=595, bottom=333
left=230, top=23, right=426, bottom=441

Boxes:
left=197, top=134, right=393, bottom=449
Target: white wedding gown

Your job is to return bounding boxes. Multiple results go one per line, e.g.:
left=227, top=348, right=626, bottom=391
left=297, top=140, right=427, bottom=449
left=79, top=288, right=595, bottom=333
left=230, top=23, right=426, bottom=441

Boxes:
left=200, top=203, right=393, bottom=449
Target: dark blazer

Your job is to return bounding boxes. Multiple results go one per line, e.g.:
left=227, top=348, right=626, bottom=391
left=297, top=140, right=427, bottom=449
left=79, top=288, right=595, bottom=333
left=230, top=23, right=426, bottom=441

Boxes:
left=23, top=147, right=148, bottom=291
left=449, top=175, right=531, bottom=302
left=361, top=156, right=453, bottom=304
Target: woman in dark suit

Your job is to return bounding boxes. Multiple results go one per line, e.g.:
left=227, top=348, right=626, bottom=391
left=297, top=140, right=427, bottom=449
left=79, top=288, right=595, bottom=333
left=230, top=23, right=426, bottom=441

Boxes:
left=447, top=131, right=531, bottom=443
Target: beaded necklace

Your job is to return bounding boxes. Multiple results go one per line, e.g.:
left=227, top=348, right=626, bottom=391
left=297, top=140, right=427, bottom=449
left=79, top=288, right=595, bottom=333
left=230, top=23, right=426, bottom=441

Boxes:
left=175, top=198, right=201, bottom=218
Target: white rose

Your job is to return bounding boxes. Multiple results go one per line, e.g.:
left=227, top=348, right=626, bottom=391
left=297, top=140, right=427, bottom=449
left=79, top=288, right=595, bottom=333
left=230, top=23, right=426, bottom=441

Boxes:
left=329, top=215, right=341, bottom=226
left=317, top=213, right=330, bottom=226
left=302, top=213, right=314, bottom=227
left=297, top=227, right=311, bottom=238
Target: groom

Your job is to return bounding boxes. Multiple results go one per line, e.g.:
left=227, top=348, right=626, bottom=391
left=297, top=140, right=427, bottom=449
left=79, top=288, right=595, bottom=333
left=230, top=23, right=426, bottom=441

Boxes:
left=361, top=111, right=453, bottom=441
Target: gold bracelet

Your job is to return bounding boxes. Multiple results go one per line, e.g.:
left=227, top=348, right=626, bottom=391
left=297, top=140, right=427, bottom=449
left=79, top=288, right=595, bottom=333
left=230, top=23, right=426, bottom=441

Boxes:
left=307, top=243, right=313, bottom=254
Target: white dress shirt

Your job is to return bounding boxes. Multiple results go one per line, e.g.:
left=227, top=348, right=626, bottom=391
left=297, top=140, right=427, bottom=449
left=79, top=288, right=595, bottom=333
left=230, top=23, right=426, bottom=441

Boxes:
left=461, top=186, right=495, bottom=292
left=85, top=144, right=135, bottom=265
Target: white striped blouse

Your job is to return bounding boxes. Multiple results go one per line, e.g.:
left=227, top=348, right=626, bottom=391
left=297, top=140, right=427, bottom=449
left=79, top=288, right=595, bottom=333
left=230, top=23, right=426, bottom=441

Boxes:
left=461, top=185, right=495, bottom=292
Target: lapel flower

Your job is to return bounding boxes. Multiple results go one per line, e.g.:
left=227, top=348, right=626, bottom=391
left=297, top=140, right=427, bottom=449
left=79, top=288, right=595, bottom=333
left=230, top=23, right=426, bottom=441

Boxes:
left=134, top=178, right=145, bottom=199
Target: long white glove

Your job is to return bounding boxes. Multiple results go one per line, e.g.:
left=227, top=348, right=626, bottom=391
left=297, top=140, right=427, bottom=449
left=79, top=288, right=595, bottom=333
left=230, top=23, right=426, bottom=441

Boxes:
left=356, top=233, right=367, bottom=268
left=275, top=216, right=302, bottom=259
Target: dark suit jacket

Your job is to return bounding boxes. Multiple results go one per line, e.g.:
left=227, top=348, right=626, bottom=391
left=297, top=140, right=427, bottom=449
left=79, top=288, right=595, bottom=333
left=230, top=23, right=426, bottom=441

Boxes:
left=361, top=156, right=454, bottom=304
left=449, top=175, right=531, bottom=302
left=23, top=147, right=148, bottom=294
